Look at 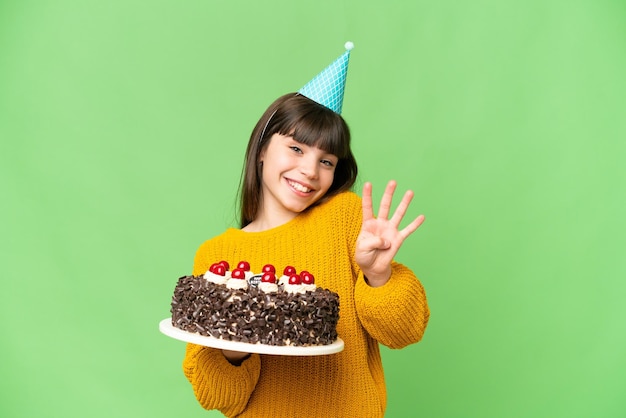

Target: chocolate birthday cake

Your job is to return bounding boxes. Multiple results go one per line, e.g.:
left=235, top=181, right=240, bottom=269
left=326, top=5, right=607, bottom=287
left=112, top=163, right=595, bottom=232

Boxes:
left=170, top=261, right=340, bottom=346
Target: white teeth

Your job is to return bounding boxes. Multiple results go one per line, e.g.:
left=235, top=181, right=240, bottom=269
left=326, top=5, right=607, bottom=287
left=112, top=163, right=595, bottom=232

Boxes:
left=288, top=180, right=312, bottom=193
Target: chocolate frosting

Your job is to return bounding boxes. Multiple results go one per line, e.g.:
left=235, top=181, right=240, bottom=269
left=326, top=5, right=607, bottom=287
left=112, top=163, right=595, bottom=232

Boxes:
left=171, top=275, right=340, bottom=346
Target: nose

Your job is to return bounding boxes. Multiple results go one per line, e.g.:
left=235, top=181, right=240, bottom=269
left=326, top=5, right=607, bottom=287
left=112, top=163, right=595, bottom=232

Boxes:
left=299, top=156, right=319, bottom=179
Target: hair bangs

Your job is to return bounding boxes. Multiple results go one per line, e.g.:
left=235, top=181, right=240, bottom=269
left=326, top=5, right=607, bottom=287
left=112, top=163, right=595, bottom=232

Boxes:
left=273, top=100, right=350, bottom=159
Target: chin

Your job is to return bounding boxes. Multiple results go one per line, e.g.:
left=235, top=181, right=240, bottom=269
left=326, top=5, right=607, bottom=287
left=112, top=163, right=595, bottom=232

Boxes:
left=286, top=198, right=317, bottom=214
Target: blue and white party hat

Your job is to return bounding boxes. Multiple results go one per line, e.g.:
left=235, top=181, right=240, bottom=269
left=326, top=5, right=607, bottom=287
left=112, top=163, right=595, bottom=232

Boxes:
left=298, top=42, right=354, bottom=114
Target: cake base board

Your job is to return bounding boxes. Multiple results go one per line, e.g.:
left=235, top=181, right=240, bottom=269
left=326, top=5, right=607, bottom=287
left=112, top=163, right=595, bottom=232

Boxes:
left=159, top=318, right=344, bottom=356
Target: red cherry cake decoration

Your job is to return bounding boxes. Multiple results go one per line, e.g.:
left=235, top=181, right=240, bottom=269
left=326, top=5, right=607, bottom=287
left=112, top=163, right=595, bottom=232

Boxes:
left=212, top=264, right=226, bottom=276
left=261, top=272, right=276, bottom=283
left=262, top=264, right=276, bottom=274
left=231, top=268, right=246, bottom=280
left=288, top=274, right=302, bottom=285
left=237, top=261, right=251, bottom=271
left=301, top=271, right=315, bottom=285
left=283, top=265, right=297, bottom=276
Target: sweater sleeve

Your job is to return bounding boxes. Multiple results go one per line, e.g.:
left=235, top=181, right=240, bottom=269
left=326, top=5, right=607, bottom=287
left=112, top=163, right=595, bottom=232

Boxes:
left=354, top=263, right=429, bottom=349
left=341, top=192, right=430, bottom=349
left=182, top=344, right=261, bottom=416
left=181, top=237, right=262, bottom=416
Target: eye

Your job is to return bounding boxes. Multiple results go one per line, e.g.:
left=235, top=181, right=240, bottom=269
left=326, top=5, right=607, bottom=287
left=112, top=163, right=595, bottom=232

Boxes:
left=321, top=159, right=335, bottom=167
left=290, top=146, right=303, bottom=154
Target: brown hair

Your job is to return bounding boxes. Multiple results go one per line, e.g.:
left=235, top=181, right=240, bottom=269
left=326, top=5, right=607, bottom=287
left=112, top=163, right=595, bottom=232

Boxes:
left=238, top=93, right=358, bottom=228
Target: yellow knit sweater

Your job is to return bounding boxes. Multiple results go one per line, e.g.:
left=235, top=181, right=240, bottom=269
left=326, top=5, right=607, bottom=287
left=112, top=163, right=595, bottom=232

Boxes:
left=183, top=191, right=429, bottom=417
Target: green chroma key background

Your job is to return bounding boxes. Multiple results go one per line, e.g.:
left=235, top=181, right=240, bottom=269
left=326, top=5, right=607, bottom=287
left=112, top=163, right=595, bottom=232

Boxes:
left=1, top=1, right=625, bottom=417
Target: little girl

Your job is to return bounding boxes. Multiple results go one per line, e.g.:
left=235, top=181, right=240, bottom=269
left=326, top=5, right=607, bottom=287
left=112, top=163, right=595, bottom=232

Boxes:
left=182, top=45, right=429, bottom=417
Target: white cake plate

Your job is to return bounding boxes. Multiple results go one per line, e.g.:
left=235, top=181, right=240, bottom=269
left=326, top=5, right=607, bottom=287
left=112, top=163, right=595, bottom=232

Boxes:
left=159, top=318, right=344, bottom=356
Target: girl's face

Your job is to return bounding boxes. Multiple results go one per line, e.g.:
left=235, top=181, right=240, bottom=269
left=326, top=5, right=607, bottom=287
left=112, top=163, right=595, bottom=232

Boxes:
left=258, top=133, right=338, bottom=225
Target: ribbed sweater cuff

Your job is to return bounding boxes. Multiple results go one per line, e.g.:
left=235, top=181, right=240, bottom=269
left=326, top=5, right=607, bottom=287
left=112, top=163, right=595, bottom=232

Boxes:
left=355, top=269, right=429, bottom=349
left=193, top=348, right=261, bottom=416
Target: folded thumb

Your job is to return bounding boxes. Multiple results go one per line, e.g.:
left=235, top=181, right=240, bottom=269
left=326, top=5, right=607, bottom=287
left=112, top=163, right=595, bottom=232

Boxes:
left=361, top=236, right=391, bottom=251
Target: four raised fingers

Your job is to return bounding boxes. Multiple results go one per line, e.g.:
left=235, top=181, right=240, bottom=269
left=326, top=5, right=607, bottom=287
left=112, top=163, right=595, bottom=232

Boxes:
left=366, top=181, right=424, bottom=236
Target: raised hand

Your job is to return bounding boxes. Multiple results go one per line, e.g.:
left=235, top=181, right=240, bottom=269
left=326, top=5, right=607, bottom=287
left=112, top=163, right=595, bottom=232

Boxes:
left=355, top=180, right=425, bottom=287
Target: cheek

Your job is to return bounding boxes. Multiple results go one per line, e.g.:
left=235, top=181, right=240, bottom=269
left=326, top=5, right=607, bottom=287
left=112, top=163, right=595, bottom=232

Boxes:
left=261, top=155, right=293, bottom=182
left=265, top=151, right=290, bottom=169
left=321, top=169, right=336, bottom=190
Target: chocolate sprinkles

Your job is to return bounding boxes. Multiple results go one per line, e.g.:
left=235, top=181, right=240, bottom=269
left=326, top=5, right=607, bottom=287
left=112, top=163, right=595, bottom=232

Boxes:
left=170, top=275, right=340, bottom=346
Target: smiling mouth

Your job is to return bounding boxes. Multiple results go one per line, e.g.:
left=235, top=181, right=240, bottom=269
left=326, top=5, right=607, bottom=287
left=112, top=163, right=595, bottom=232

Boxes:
left=287, top=179, right=313, bottom=193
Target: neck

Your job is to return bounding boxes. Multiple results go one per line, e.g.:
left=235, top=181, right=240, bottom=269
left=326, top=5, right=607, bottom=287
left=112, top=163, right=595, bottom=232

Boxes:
left=242, top=206, right=299, bottom=232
